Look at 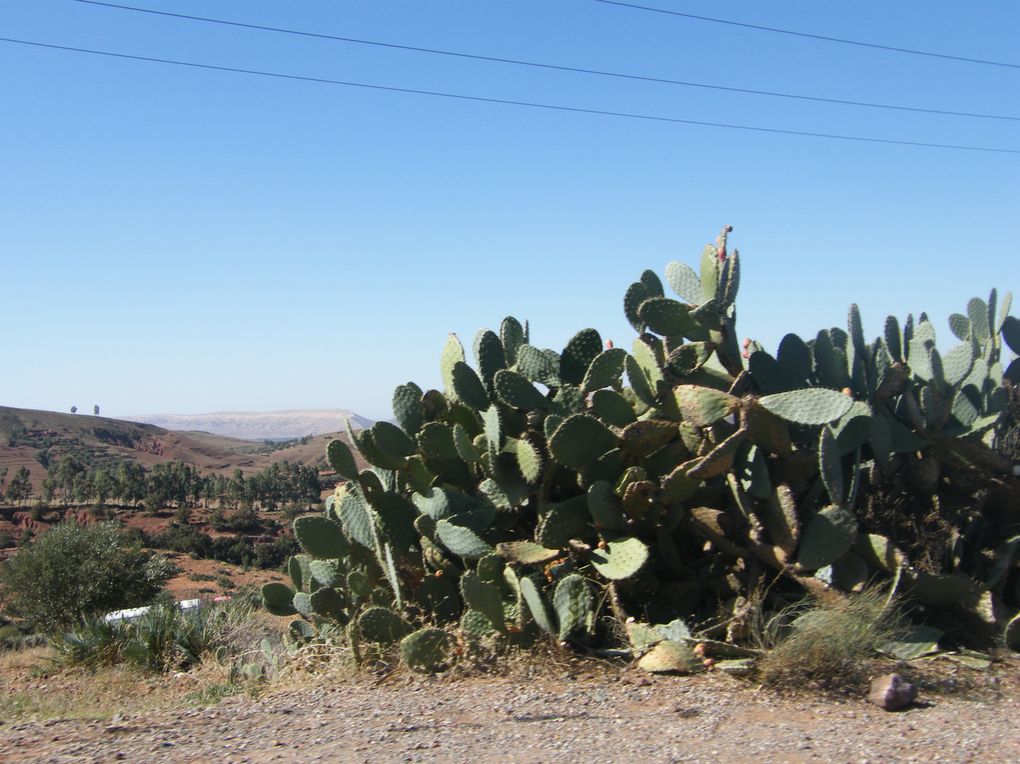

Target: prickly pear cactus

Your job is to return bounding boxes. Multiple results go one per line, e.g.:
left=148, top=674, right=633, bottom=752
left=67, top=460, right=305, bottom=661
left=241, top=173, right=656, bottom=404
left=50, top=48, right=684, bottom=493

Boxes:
left=264, top=225, right=1020, bottom=670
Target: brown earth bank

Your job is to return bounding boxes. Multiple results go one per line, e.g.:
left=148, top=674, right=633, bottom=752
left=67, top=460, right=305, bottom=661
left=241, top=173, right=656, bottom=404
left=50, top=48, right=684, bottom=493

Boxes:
left=1, top=669, right=1018, bottom=763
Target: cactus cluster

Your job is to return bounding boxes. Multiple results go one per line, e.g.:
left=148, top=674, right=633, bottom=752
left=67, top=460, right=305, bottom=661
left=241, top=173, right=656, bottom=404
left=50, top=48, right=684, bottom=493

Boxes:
left=265, top=226, right=1020, bottom=672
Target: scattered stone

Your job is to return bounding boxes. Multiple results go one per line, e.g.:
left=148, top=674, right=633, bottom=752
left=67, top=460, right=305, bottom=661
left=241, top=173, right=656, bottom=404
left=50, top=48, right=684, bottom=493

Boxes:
left=869, top=673, right=918, bottom=711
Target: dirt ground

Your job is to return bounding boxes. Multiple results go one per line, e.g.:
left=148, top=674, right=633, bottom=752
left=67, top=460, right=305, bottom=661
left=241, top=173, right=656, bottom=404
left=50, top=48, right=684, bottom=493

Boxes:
left=1, top=656, right=1018, bottom=763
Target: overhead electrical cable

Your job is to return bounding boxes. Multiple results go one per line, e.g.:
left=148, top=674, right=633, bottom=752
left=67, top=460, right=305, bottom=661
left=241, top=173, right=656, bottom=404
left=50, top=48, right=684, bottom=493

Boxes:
left=594, top=0, right=1020, bottom=71
left=69, top=0, right=1020, bottom=122
left=2, top=37, right=1018, bottom=155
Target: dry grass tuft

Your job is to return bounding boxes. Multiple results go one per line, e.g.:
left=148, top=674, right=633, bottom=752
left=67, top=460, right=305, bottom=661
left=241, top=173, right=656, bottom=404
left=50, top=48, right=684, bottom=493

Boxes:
left=757, top=587, right=905, bottom=690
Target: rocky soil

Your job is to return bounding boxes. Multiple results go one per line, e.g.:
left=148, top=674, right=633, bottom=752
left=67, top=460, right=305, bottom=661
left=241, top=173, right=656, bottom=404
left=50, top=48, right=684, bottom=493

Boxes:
left=2, top=669, right=1018, bottom=763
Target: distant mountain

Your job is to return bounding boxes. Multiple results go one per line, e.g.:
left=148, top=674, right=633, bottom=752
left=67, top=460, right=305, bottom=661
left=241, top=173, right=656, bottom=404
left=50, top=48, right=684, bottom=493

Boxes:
left=128, top=409, right=374, bottom=441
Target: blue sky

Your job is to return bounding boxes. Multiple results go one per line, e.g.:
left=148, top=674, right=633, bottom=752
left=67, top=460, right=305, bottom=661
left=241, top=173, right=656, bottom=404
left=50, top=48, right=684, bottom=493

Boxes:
left=1, top=0, right=1018, bottom=421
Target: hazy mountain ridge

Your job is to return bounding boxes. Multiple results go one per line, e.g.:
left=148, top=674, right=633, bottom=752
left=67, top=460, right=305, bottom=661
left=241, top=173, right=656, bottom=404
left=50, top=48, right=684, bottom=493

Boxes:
left=127, top=409, right=374, bottom=441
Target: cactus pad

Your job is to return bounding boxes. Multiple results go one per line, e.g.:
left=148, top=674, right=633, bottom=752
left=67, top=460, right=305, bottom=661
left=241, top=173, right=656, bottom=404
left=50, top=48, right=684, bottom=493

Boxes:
left=758, top=388, right=854, bottom=425
left=496, top=540, right=561, bottom=565
left=553, top=574, right=593, bottom=640
left=796, top=504, right=858, bottom=570
left=581, top=348, right=628, bottom=393
left=399, top=627, right=453, bottom=673
left=560, top=328, right=603, bottom=385
left=293, top=516, right=351, bottom=560
left=326, top=438, right=359, bottom=480
left=674, top=385, right=740, bottom=427
left=548, top=414, right=619, bottom=470
left=262, top=582, right=298, bottom=617
left=591, top=537, right=649, bottom=580
left=493, top=368, right=549, bottom=410
left=358, top=606, right=413, bottom=644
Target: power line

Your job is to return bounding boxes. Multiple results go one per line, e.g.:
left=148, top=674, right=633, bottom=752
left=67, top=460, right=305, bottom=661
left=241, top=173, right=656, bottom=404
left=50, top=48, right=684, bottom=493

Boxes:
left=2, top=36, right=1018, bottom=155
left=595, top=0, right=1020, bottom=71
left=69, top=0, right=1020, bottom=123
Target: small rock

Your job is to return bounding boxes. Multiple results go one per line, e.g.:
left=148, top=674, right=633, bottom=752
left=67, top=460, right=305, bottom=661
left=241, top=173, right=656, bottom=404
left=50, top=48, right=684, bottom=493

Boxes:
left=869, top=673, right=918, bottom=711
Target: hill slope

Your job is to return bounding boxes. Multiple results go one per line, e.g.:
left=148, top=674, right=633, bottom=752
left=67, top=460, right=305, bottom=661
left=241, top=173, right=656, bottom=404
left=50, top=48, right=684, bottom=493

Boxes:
left=126, top=409, right=374, bottom=441
left=0, top=406, right=355, bottom=489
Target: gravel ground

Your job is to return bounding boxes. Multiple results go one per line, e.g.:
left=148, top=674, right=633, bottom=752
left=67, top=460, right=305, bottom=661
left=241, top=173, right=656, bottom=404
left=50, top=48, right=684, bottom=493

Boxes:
left=2, top=670, right=1018, bottom=763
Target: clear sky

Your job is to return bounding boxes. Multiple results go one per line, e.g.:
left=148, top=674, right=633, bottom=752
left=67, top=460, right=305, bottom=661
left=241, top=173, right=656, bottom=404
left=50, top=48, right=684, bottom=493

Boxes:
left=1, top=0, right=1018, bottom=422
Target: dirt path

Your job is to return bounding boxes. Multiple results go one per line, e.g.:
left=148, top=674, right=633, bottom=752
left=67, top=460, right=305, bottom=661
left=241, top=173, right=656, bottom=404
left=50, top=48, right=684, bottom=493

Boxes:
left=2, top=671, right=1018, bottom=763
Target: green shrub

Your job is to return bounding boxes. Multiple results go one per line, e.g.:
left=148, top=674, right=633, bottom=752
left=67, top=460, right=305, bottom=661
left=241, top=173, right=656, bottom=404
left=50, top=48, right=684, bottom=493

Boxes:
left=0, top=521, right=174, bottom=630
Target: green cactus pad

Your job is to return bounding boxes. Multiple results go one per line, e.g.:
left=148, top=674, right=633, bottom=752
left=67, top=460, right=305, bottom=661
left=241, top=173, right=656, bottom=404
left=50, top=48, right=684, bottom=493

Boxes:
left=514, top=344, right=560, bottom=386
left=818, top=426, right=844, bottom=506
left=664, top=260, right=701, bottom=304
left=262, top=582, right=298, bottom=617
left=548, top=414, right=619, bottom=470
left=620, top=419, right=677, bottom=457
left=967, top=297, right=990, bottom=342
left=500, top=316, right=527, bottom=366
left=553, top=574, right=593, bottom=640
left=371, top=491, right=419, bottom=554
left=308, top=559, right=341, bottom=588
left=590, top=537, right=649, bottom=580
left=587, top=480, right=628, bottom=531
left=942, top=342, right=975, bottom=386
left=451, top=423, right=482, bottom=463
left=451, top=361, right=490, bottom=411
left=496, top=541, right=561, bottom=565
left=326, top=439, right=359, bottom=480
left=460, top=571, right=506, bottom=632
left=520, top=575, right=555, bottom=634
left=369, top=421, right=416, bottom=461
left=624, top=281, right=652, bottom=333
left=415, top=421, right=459, bottom=461
left=883, top=315, right=903, bottom=361
left=337, top=485, right=376, bottom=551
left=796, top=505, right=858, bottom=570
left=358, top=606, right=413, bottom=644
left=777, top=333, right=813, bottom=388
left=440, top=333, right=465, bottom=399
left=581, top=348, right=628, bottom=393
left=591, top=389, right=637, bottom=427
left=482, top=404, right=504, bottom=457
left=674, top=385, right=740, bottom=427
left=536, top=495, right=594, bottom=548
left=637, top=640, right=700, bottom=674
left=906, top=571, right=979, bottom=607
left=493, top=368, right=549, bottom=410
left=288, top=554, right=309, bottom=592
left=292, top=591, right=313, bottom=618
left=636, top=297, right=699, bottom=338
left=560, top=328, right=603, bottom=386
left=1002, top=315, right=1020, bottom=356
left=460, top=608, right=498, bottom=638
left=948, top=313, right=972, bottom=342
left=625, top=353, right=658, bottom=407
left=288, top=619, right=315, bottom=643
left=741, top=400, right=792, bottom=456
left=309, top=587, right=350, bottom=623
left=399, top=627, right=453, bottom=673
left=293, top=516, right=350, bottom=560
left=699, top=243, right=721, bottom=301
left=392, top=382, right=425, bottom=436
left=757, top=388, right=853, bottom=425
left=435, top=519, right=492, bottom=559
left=667, top=341, right=713, bottom=376
left=473, top=329, right=507, bottom=389
left=550, top=385, right=586, bottom=418
left=515, top=435, right=545, bottom=484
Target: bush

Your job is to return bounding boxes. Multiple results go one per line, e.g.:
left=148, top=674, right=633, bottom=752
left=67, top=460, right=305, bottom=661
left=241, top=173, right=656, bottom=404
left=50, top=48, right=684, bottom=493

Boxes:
left=0, top=521, right=174, bottom=630
left=757, top=589, right=906, bottom=689
left=52, top=597, right=275, bottom=673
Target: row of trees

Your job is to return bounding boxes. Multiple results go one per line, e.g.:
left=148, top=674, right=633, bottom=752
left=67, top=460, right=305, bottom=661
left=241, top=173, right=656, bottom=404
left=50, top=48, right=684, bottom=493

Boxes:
left=36, top=457, right=321, bottom=510
left=0, top=466, right=33, bottom=505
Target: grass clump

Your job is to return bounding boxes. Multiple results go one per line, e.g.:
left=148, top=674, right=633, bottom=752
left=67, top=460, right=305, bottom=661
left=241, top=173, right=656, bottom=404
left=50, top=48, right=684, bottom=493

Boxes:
left=757, top=587, right=904, bottom=689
